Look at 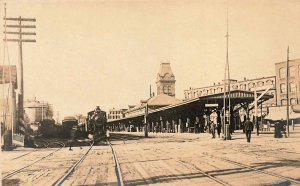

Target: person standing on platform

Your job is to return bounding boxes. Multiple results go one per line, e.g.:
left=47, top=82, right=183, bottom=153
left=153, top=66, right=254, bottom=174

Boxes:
left=216, top=122, right=221, bottom=138
left=211, top=121, right=216, bottom=138
left=186, top=118, right=190, bottom=133
left=244, top=118, right=254, bottom=143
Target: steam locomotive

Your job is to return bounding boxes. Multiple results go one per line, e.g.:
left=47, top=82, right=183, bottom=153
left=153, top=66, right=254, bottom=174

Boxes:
left=85, top=106, right=107, bottom=141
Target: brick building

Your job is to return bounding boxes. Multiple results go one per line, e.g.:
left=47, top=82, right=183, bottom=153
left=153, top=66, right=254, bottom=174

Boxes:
left=184, top=76, right=276, bottom=107
left=275, top=58, right=300, bottom=106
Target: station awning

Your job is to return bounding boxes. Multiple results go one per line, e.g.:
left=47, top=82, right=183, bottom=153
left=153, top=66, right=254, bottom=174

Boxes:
left=108, top=90, right=273, bottom=124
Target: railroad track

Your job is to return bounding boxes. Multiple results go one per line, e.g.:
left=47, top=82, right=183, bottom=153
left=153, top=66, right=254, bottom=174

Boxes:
left=2, top=141, right=65, bottom=181
left=203, top=152, right=300, bottom=185
left=107, top=139, right=124, bottom=186
left=177, top=159, right=232, bottom=186
left=52, top=140, right=94, bottom=186
left=10, top=140, right=50, bottom=160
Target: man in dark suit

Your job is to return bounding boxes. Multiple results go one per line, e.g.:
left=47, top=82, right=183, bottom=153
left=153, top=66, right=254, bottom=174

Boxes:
left=244, top=118, right=254, bottom=143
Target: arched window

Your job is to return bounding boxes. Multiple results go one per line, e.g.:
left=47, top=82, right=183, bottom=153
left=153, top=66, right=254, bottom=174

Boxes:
left=168, top=86, right=171, bottom=93
left=281, top=99, right=287, bottom=106
left=279, top=67, right=285, bottom=78
left=248, top=82, right=255, bottom=89
left=291, top=98, right=297, bottom=105
left=280, top=83, right=286, bottom=93
left=163, top=86, right=167, bottom=93
left=257, top=81, right=264, bottom=87
left=289, top=82, right=296, bottom=92
left=289, top=66, right=296, bottom=77
left=266, top=80, right=273, bottom=85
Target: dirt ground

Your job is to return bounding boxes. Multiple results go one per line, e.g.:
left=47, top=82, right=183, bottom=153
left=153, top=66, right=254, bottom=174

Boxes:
left=1, top=126, right=300, bottom=186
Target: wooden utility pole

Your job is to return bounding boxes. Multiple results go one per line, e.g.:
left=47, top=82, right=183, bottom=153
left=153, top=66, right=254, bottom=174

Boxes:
left=286, top=46, right=290, bottom=137
left=144, top=104, right=148, bottom=137
left=3, top=8, right=36, bottom=134
left=223, top=8, right=231, bottom=140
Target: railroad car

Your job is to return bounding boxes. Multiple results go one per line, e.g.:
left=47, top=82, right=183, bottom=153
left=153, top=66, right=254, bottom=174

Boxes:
left=39, top=119, right=60, bottom=138
left=61, top=116, right=78, bottom=138
left=86, top=106, right=107, bottom=140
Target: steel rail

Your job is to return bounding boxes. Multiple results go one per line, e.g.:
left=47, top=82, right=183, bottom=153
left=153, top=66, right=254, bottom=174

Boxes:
left=107, top=139, right=124, bottom=186
left=177, top=160, right=232, bottom=186
left=10, top=140, right=58, bottom=160
left=52, top=141, right=94, bottom=186
left=203, top=152, right=300, bottom=185
left=10, top=149, right=39, bottom=160
left=2, top=142, right=65, bottom=181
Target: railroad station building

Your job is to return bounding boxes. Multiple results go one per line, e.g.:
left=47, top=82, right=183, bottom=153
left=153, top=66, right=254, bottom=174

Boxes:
left=183, top=76, right=277, bottom=108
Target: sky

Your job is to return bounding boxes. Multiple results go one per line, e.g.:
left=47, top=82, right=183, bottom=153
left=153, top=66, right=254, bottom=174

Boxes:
left=1, top=0, right=300, bottom=120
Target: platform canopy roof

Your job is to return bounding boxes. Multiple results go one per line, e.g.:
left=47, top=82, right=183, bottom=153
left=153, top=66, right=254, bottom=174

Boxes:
left=108, top=90, right=273, bottom=124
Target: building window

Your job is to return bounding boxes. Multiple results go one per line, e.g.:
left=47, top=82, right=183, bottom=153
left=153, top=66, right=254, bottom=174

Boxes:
left=240, top=84, right=246, bottom=90
left=266, top=80, right=273, bottom=85
left=248, top=82, right=255, bottom=89
left=290, top=82, right=296, bottom=92
left=279, top=68, right=285, bottom=78
left=163, top=86, right=167, bottom=93
left=218, top=87, right=222, bottom=93
left=289, top=66, right=296, bottom=77
left=257, top=81, right=264, bottom=87
left=281, top=99, right=287, bottom=106
left=291, top=98, right=298, bottom=105
left=280, top=83, right=286, bottom=93
left=168, top=86, right=171, bottom=93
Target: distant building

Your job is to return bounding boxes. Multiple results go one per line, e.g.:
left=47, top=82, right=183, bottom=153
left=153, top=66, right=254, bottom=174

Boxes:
left=107, top=108, right=128, bottom=121
left=184, top=76, right=277, bottom=107
left=156, top=62, right=176, bottom=97
left=24, top=98, right=54, bottom=124
left=275, top=58, right=300, bottom=106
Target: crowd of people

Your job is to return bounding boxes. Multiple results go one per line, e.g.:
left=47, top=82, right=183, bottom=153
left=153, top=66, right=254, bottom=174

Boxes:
left=110, top=117, right=225, bottom=139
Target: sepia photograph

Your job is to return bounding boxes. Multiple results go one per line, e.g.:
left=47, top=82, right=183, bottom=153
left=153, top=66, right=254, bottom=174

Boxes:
left=1, top=0, right=300, bottom=185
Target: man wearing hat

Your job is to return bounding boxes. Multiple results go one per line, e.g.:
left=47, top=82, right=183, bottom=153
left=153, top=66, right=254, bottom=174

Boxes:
left=244, top=118, right=254, bottom=143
